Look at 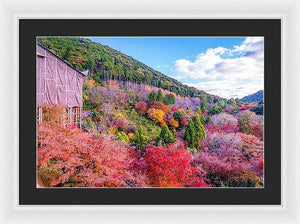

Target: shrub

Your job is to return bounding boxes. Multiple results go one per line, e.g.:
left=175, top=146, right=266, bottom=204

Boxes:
left=180, top=115, right=190, bottom=126
left=171, top=106, right=178, bottom=112
left=237, top=110, right=257, bottom=135
left=41, top=104, right=66, bottom=125
left=231, top=105, right=241, bottom=114
left=209, top=104, right=223, bottom=114
left=118, top=131, right=130, bottom=145
left=82, top=116, right=97, bottom=131
left=150, top=101, right=169, bottom=113
left=204, top=132, right=241, bottom=152
left=168, top=118, right=179, bottom=131
left=193, top=148, right=262, bottom=187
left=144, top=142, right=209, bottom=187
left=147, top=108, right=166, bottom=125
left=210, top=113, right=238, bottom=130
left=173, top=108, right=186, bottom=123
left=135, top=101, right=148, bottom=115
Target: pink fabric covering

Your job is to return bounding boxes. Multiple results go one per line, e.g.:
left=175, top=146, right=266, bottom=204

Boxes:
left=36, top=44, right=84, bottom=108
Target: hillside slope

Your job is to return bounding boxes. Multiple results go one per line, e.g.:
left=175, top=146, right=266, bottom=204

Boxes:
left=241, top=90, right=263, bottom=103
left=37, top=37, right=221, bottom=100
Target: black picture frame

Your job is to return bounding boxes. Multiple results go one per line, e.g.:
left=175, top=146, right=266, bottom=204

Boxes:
left=19, top=19, right=281, bottom=205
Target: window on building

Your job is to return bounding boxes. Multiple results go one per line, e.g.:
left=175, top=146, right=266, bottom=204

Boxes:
left=36, top=107, right=42, bottom=123
left=67, top=107, right=82, bottom=128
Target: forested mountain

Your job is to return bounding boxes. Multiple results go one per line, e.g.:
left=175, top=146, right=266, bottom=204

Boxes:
left=241, top=90, right=263, bottom=103
left=37, top=37, right=220, bottom=100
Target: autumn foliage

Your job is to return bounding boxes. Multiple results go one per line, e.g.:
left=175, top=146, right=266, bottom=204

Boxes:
left=142, top=142, right=209, bottom=187
left=150, top=101, right=169, bottom=113
left=147, top=108, right=166, bottom=125
left=37, top=80, right=264, bottom=188
left=135, top=101, right=148, bottom=115
left=37, top=122, right=147, bottom=187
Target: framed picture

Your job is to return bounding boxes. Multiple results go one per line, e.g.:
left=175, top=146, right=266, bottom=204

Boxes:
left=3, top=0, right=300, bottom=223
left=19, top=19, right=280, bottom=205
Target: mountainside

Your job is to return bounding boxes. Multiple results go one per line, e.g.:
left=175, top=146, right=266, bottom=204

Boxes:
left=241, top=90, right=263, bottom=103
left=37, top=37, right=221, bottom=100
left=37, top=37, right=265, bottom=189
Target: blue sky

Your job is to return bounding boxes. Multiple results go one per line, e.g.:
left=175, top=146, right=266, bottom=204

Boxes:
left=87, top=37, right=264, bottom=99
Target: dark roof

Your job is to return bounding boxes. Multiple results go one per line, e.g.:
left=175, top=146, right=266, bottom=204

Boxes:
left=37, top=42, right=86, bottom=77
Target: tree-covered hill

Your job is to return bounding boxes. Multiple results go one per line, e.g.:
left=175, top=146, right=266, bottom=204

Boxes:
left=241, top=90, right=263, bottom=103
left=37, top=37, right=220, bottom=100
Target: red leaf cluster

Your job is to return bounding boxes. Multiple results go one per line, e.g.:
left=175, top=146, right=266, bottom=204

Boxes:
left=143, top=142, right=209, bottom=187
left=135, top=101, right=148, bottom=115
left=150, top=101, right=169, bottom=113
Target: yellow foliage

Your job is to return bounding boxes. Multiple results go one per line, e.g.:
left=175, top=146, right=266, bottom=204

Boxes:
left=169, top=118, right=179, bottom=128
left=147, top=108, right=165, bottom=125
left=128, top=133, right=134, bottom=139
left=86, top=79, right=96, bottom=88
left=108, top=127, right=117, bottom=135
left=164, top=80, right=172, bottom=86
left=83, top=94, right=89, bottom=101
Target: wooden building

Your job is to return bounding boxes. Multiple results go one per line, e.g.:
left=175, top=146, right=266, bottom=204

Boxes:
left=36, top=43, right=87, bottom=127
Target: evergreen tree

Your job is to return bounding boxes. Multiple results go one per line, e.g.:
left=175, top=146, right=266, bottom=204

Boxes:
left=173, top=109, right=186, bottom=122
left=163, top=93, right=176, bottom=105
left=207, top=95, right=213, bottom=103
left=200, top=114, right=206, bottom=124
left=235, top=98, right=243, bottom=105
left=133, top=126, right=149, bottom=150
left=205, top=115, right=211, bottom=124
left=148, top=91, right=158, bottom=103
left=194, top=117, right=206, bottom=152
left=199, top=94, right=208, bottom=112
left=209, top=104, right=223, bottom=114
left=183, top=120, right=196, bottom=149
left=217, top=100, right=226, bottom=109
left=156, top=124, right=176, bottom=146
left=231, top=105, right=241, bottom=114
left=157, top=89, right=163, bottom=101
left=196, top=106, right=202, bottom=115
left=227, top=98, right=235, bottom=105
left=118, top=131, right=129, bottom=145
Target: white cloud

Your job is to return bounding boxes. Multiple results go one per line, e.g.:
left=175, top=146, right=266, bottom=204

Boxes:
left=173, top=37, right=264, bottom=98
left=184, top=79, right=263, bottom=99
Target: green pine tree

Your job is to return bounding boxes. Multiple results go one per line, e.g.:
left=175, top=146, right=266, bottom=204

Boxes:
left=194, top=117, right=206, bottom=152
left=183, top=120, right=196, bottom=149
left=156, top=124, right=176, bottom=146
left=118, top=131, right=129, bottom=145
left=196, top=106, right=202, bottom=115
left=163, top=93, right=176, bottom=105
left=148, top=91, right=158, bottom=103
left=133, top=126, right=149, bottom=150
left=157, top=89, right=163, bottom=101
left=200, top=114, right=206, bottom=124
left=205, top=115, right=211, bottom=124
left=209, top=104, right=223, bottom=114
left=199, top=94, right=208, bottom=112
